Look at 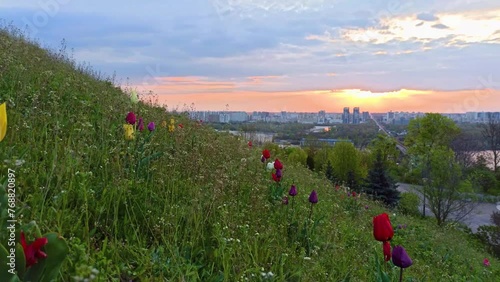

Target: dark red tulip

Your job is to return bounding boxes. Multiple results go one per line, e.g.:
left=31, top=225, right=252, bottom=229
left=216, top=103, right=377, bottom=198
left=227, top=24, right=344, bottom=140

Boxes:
left=373, top=213, right=394, bottom=241
left=274, top=159, right=283, bottom=170
left=262, top=149, right=271, bottom=159
left=373, top=213, right=394, bottom=261
left=248, top=141, right=252, bottom=148
left=125, top=112, right=136, bottom=125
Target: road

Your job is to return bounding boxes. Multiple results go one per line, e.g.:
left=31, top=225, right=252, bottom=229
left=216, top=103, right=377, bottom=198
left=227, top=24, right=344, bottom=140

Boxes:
left=370, top=114, right=407, bottom=155
left=397, top=183, right=500, bottom=232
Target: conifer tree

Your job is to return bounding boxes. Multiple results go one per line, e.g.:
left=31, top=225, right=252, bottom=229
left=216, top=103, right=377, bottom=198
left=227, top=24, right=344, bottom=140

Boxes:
left=363, top=150, right=400, bottom=207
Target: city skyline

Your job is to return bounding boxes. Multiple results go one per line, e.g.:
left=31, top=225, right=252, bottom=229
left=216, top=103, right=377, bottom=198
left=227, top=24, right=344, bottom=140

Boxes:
left=1, top=0, right=499, bottom=112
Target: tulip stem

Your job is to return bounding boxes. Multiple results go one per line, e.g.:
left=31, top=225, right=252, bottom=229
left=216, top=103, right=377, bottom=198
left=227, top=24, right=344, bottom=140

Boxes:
left=399, top=267, right=403, bottom=282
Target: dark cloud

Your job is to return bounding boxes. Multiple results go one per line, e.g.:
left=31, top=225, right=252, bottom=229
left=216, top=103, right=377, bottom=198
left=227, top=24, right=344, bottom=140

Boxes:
left=417, top=12, right=438, bottom=21
left=431, top=23, right=450, bottom=29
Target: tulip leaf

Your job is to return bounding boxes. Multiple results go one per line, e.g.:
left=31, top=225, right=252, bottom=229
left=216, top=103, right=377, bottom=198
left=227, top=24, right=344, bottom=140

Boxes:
left=0, top=243, right=21, bottom=281
left=24, top=232, right=69, bottom=282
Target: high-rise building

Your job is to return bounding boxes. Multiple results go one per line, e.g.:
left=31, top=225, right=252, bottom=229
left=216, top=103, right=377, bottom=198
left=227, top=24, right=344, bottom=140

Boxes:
left=353, top=107, right=360, bottom=124
left=342, top=107, right=350, bottom=124
left=362, top=111, right=370, bottom=122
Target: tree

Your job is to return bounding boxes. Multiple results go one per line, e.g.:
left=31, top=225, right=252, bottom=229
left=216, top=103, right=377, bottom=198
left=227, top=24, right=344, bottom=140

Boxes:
left=286, top=147, right=308, bottom=166
left=405, top=114, right=477, bottom=224
left=369, top=133, right=399, bottom=167
left=406, top=113, right=460, bottom=158
left=331, top=141, right=360, bottom=184
left=325, top=160, right=338, bottom=184
left=363, top=150, right=400, bottom=207
left=424, top=148, right=477, bottom=226
left=480, top=113, right=500, bottom=172
left=313, top=146, right=334, bottom=173
left=450, top=132, right=480, bottom=170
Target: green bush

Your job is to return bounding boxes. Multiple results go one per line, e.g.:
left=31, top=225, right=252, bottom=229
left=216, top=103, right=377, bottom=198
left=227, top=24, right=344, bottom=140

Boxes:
left=398, top=192, right=421, bottom=216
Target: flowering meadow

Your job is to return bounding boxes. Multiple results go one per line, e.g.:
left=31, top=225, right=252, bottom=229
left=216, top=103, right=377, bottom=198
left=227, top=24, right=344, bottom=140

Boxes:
left=1, top=25, right=500, bottom=281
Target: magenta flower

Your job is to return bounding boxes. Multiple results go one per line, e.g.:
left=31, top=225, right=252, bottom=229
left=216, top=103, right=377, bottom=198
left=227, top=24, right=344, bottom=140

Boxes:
left=148, top=122, right=155, bottom=132
left=276, top=169, right=282, bottom=178
left=289, top=185, right=297, bottom=197
left=137, top=118, right=144, bottom=131
left=125, top=112, right=136, bottom=125
left=392, top=246, right=413, bottom=268
left=484, top=258, right=490, bottom=267
left=308, top=190, right=318, bottom=204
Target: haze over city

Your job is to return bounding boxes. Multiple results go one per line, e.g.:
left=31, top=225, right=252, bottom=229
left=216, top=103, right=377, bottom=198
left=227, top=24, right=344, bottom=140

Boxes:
left=1, top=0, right=499, bottom=112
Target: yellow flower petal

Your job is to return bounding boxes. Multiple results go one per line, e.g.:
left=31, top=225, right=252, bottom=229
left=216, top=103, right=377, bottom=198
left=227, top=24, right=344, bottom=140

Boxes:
left=161, top=120, right=167, bottom=128
left=0, top=103, right=6, bottom=142
left=123, top=124, right=135, bottom=140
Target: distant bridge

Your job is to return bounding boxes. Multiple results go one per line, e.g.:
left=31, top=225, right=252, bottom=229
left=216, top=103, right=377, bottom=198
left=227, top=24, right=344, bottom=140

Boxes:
left=370, top=114, right=408, bottom=155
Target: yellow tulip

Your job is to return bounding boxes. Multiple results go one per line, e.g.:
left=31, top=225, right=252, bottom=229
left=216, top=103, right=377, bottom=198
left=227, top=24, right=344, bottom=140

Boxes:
left=170, top=118, right=175, bottom=125
left=161, top=120, right=167, bottom=128
left=168, top=124, right=175, bottom=132
left=0, top=103, right=6, bottom=142
left=123, top=124, right=135, bottom=140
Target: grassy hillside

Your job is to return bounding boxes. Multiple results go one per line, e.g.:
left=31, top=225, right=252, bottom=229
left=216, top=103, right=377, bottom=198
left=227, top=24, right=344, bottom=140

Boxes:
left=1, top=25, right=499, bottom=281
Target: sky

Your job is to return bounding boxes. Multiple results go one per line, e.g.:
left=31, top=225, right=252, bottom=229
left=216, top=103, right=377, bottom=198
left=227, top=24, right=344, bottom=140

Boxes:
left=1, top=0, right=499, bottom=113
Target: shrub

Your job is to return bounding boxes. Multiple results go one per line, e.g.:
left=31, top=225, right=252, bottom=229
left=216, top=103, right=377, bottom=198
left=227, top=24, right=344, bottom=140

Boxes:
left=398, top=192, right=420, bottom=216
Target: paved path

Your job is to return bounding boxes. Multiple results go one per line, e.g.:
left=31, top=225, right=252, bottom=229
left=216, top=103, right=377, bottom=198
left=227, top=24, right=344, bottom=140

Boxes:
left=397, top=183, right=500, bottom=232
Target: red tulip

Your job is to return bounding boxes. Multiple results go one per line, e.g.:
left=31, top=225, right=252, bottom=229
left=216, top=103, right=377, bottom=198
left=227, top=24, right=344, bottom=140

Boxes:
left=248, top=141, right=252, bottom=148
left=272, top=172, right=281, bottom=182
left=262, top=149, right=271, bottom=159
left=178, top=124, right=184, bottom=128
left=274, top=159, right=283, bottom=170
left=373, top=213, right=394, bottom=241
left=20, top=232, right=48, bottom=267
left=373, top=213, right=394, bottom=261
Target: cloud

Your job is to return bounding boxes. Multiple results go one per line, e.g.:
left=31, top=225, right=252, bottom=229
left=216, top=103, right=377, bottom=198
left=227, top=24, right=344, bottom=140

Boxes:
left=417, top=12, right=438, bottom=21
left=1, top=0, right=499, bottom=112
left=432, top=23, right=450, bottom=29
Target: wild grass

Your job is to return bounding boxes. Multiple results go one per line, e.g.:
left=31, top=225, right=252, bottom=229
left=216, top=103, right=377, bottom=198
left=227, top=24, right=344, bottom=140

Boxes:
left=0, top=23, right=499, bottom=281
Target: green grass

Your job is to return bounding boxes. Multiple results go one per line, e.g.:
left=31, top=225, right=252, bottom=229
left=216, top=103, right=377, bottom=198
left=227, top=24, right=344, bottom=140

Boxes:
left=1, top=24, right=499, bottom=281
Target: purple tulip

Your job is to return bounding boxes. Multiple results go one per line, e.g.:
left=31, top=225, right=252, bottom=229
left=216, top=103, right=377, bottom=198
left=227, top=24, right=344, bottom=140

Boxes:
left=289, top=185, right=297, bottom=197
left=282, top=196, right=289, bottom=205
left=137, top=118, right=144, bottom=131
left=276, top=169, right=282, bottom=178
left=125, top=112, right=136, bottom=125
left=261, top=155, right=266, bottom=163
left=148, top=122, right=155, bottom=132
left=392, top=246, right=413, bottom=268
left=308, top=190, right=318, bottom=204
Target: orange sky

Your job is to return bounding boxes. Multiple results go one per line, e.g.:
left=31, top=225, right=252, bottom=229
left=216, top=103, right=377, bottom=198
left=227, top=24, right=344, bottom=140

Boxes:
left=133, top=77, right=500, bottom=113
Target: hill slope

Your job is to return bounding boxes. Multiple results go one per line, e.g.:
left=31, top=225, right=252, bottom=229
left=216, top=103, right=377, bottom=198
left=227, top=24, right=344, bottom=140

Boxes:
left=0, top=25, right=499, bottom=281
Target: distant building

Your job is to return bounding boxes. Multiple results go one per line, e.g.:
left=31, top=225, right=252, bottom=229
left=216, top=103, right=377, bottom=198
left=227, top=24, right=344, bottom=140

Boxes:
left=318, top=110, right=326, bottom=124
left=229, top=111, right=248, bottom=122
left=342, top=107, right=350, bottom=124
left=362, top=111, right=370, bottom=122
left=353, top=107, right=360, bottom=124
